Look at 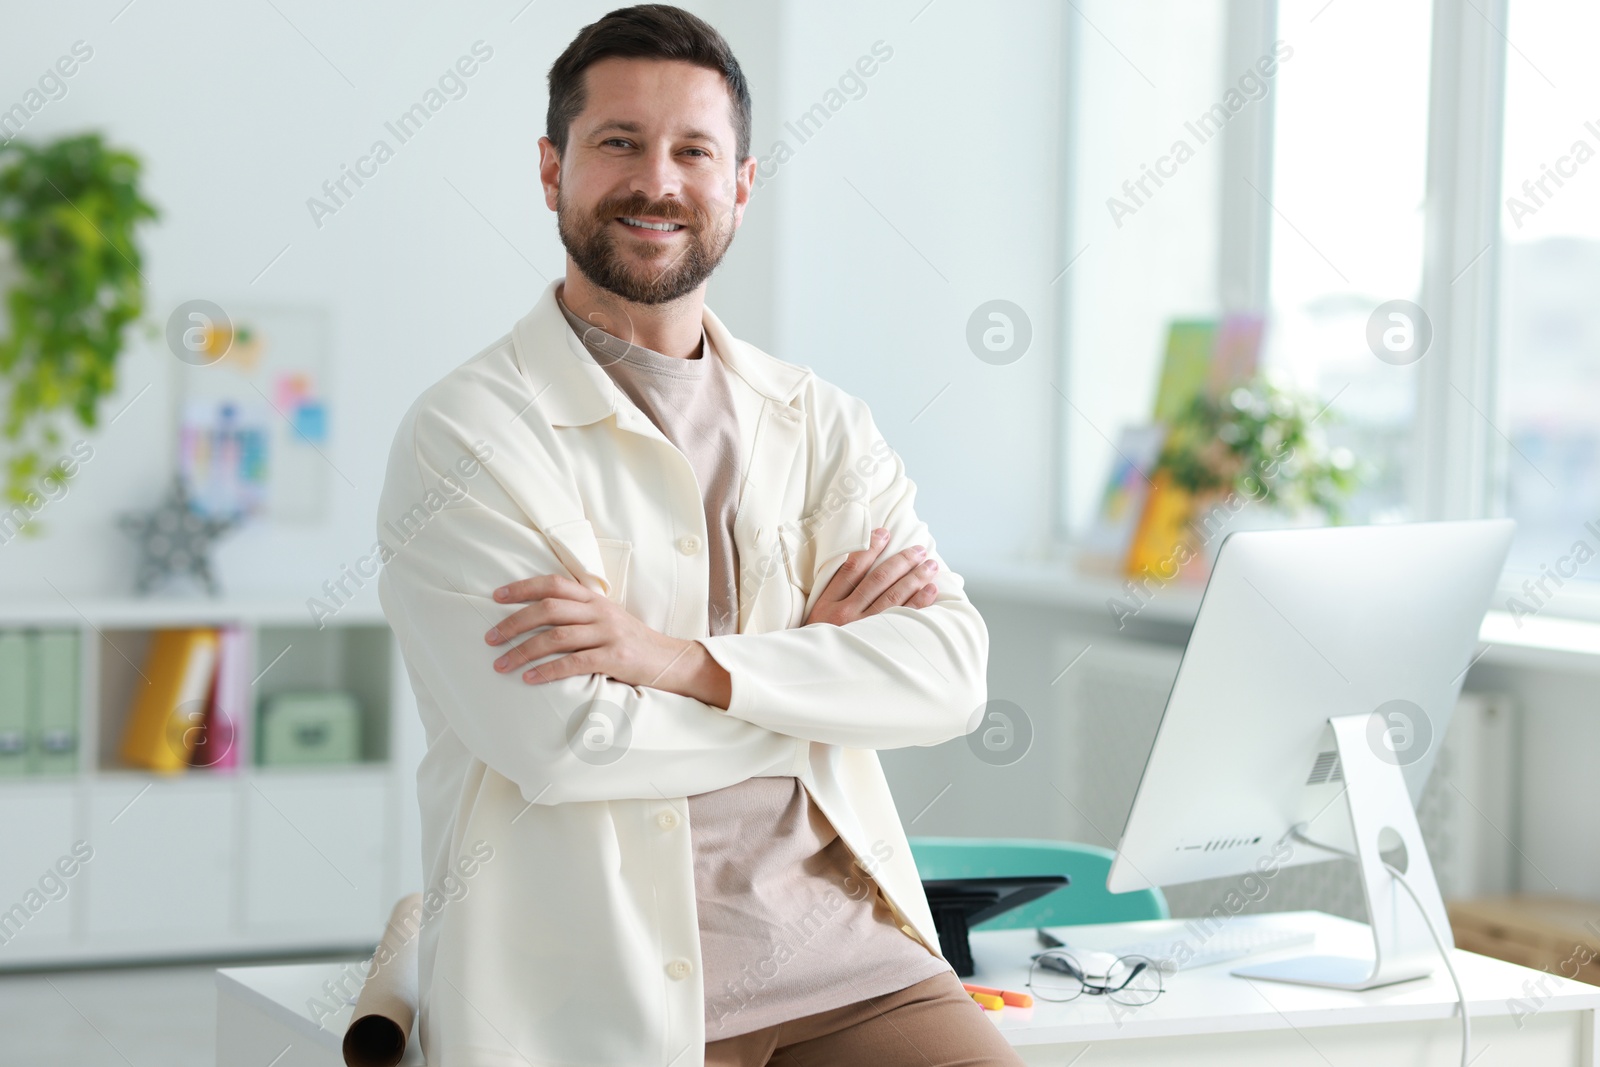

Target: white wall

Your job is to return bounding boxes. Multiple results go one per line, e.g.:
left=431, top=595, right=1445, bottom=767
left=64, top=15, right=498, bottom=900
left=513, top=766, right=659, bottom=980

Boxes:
left=0, top=0, right=781, bottom=609
left=757, top=0, right=1071, bottom=564
left=0, top=0, right=1076, bottom=604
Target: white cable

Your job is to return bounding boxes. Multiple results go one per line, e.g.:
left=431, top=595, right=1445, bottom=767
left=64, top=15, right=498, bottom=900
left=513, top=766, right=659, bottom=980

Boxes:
left=1288, top=828, right=1470, bottom=1067
left=1385, top=860, right=1471, bottom=1067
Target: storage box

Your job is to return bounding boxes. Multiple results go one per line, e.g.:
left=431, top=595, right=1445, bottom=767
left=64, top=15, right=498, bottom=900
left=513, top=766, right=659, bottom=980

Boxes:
left=1448, top=895, right=1600, bottom=985
left=257, top=691, right=361, bottom=767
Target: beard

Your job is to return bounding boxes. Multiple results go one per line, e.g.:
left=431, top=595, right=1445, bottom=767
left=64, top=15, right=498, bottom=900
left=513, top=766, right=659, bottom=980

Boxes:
left=556, top=187, right=736, bottom=306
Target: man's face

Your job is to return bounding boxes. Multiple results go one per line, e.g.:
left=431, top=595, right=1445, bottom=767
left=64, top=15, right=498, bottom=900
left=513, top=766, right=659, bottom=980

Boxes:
left=542, top=57, right=753, bottom=306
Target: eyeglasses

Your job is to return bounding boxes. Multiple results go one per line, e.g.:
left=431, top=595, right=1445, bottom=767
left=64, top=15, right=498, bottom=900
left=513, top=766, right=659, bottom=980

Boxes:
left=1026, top=951, right=1165, bottom=1006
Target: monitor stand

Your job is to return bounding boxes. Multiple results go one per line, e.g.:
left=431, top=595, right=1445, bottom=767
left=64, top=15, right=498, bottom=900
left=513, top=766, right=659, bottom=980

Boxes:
left=1231, top=712, right=1451, bottom=991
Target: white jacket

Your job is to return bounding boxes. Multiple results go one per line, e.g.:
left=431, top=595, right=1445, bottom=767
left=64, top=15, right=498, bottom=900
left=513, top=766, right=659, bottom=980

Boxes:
left=376, top=278, right=989, bottom=1066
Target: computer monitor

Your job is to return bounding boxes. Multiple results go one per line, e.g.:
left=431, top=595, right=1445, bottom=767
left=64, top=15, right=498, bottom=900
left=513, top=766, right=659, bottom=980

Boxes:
left=1107, top=518, right=1514, bottom=989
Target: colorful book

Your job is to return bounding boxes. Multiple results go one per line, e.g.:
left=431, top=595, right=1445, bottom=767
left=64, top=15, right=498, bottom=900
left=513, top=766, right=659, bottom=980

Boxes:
left=1124, top=471, right=1200, bottom=582
left=1209, top=313, right=1264, bottom=396
left=1151, top=315, right=1264, bottom=425
left=1151, top=321, right=1218, bottom=424
left=119, top=628, right=220, bottom=773
left=1079, top=425, right=1167, bottom=575
left=189, top=626, right=243, bottom=770
left=1124, top=314, right=1265, bottom=582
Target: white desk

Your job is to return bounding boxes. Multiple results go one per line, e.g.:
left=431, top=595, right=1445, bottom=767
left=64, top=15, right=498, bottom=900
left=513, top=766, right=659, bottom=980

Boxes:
left=984, top=911, right=1600, bottom=1066
left=217, top=911, right=1600, bottom=1066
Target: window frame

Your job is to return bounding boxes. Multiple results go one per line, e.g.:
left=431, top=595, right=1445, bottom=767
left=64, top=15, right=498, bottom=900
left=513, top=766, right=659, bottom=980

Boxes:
left=1053, top=0, right=1600, bottom=620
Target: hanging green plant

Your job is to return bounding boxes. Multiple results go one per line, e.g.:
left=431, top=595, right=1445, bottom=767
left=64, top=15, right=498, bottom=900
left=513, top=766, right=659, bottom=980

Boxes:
left=0, top=132, right=158, bottom=524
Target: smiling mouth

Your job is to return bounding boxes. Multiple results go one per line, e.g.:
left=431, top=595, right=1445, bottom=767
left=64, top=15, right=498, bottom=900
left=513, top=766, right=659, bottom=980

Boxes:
left=617, top=216, right=686, bottom=233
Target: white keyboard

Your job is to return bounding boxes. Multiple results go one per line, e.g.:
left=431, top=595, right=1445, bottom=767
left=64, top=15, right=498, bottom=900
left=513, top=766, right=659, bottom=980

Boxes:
left=1043, top=925, right=1316, bottom=973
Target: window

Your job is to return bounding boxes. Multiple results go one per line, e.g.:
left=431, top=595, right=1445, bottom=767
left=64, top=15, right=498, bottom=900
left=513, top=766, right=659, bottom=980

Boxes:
left=1056, top=0, right=1600, bottom=622
left=1059, top=0, right=1229, bottom=535
left=1494, top=0, right=1600, bottom=583
left=1262, top=0, right=1434, bottom=525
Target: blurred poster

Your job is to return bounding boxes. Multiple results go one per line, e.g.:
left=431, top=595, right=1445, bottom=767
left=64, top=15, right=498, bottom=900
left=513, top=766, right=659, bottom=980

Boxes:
left=175, top=304, right=331, bottom=524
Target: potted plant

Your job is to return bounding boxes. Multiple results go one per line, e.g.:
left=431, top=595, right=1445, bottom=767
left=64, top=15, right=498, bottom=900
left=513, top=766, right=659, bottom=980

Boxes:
left=0, top=132, right=158, bottom=530
left=1159, top=373, right=1360, bottom=561
left=1120, top=372, right=1362, bottom=583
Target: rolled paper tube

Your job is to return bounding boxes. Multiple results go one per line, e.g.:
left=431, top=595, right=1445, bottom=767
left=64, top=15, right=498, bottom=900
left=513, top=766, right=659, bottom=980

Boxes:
left=343, top=893, right=424, bottom=1067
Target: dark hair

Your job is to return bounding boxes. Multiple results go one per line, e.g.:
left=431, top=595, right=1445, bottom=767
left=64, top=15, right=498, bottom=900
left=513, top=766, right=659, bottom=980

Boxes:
left=547, top=4, right=752, bottom=162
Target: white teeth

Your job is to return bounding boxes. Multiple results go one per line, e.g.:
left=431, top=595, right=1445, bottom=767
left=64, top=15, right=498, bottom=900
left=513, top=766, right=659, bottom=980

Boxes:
left=620, top=217, right=683, bottom=231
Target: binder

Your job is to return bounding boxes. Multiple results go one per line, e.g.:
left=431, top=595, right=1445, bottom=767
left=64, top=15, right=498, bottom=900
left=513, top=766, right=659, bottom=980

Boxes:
left=0, top=631, right=29, bottom=777
left=30, top=630, right=80, bottom=775
left=189, top=625, right=243, bottom=770
left=119, top=628, right=220, bottom=773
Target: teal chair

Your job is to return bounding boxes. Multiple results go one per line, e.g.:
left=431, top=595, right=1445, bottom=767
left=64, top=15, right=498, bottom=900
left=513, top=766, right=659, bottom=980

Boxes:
left=908, top=836, right=1168, bottom=932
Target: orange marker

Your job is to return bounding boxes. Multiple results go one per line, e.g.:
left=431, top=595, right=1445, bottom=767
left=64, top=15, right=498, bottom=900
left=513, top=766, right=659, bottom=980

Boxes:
left=962, top=982, right=1033, bottom=1008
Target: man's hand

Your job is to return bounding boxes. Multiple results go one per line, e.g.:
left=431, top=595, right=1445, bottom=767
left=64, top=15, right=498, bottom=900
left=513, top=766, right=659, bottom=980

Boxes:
left=804, top=526, right=939, bottom=626
left=484, top=575, right=695, bottom=689
left=483, top=527, right=941, bottom=706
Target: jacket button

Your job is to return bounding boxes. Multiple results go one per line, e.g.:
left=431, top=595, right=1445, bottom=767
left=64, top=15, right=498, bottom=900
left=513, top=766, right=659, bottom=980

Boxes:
left=666, top=958, right=693, bottom=980
left=678, top=535, right=700, bottom=555
left=656, top=810, right=679, bottom=831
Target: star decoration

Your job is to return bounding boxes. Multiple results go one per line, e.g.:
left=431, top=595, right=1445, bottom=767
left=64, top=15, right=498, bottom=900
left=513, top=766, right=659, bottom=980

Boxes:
left=117, top=477, right=240, bottom=596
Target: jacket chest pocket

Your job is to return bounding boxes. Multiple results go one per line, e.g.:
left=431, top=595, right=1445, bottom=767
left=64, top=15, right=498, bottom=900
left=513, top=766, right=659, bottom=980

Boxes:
left=775, top=525, right=810, bottom=628
left=544, top=518, right=632, bottom=605
left=775, top=500, right=875, bottom=627
left=593, top=538, right=632, bottom=604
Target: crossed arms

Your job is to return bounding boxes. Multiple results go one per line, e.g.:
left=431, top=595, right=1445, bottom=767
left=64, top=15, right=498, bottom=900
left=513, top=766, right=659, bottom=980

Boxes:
left=377, top=400, right=988, bottom=806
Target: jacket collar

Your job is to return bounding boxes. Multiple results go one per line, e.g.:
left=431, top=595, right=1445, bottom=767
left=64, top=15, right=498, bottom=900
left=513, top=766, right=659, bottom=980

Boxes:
left=512, top=278, right=810, bottom=427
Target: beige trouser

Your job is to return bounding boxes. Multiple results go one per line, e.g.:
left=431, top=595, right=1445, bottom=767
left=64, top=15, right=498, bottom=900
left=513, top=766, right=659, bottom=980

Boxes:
left=703, top=970, right=1028, bottom=1067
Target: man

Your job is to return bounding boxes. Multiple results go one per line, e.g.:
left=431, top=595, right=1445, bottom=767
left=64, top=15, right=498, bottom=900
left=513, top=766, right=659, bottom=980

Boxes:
left=377, top=6, right=1019, bottom=1065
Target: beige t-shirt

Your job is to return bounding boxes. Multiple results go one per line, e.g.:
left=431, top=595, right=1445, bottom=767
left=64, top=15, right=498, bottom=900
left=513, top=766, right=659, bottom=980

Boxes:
left=556, top=290, right=951, bottom=1039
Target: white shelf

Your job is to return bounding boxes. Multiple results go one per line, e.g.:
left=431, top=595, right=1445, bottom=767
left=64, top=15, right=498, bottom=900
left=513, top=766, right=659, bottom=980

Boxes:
left=0, top=600, right=412, bottom=970
left=1477, top=610, right=1600, bottom=675
left=0, top=596, right=387, bottom=628
left=957, top=557, right=1206, bottom=626
left=956, top=555, right=1600, bottom=672
left=10, top=762, right=396, bottom=787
